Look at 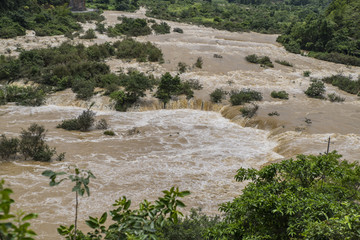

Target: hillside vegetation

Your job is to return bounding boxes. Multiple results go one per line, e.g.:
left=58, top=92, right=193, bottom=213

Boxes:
left=277, top=0, right=360, bottom=65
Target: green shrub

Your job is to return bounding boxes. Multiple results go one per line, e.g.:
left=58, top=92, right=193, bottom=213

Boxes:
left=271, top=90, right=289, bottom=100
left=155, top=72, right=182, bottom=106
left=108, top=17, right=151, bottom=37
left=178, top=62, right=187, bottom=73
left=322, top=75, right=360, bottom=95
left=230, top=89, right=262, bottom=106
left=308, top=52, right=360, bottom=67
left=305, top=79, right=325, bottom=99
left=114, top=39, right=163, bottom=62
left=245, top=54, right=273, bottom=67
left=0, top=135, right=19, bottom=160
left=240, top=104, right=259, bottom=118
left=275, top=59, right=293, bottom=67
left=109, top=90, right=128, bottom=111
left=173, top=27, right=183, bottom=33
left=19, top=124, right=57, bottom=162
left=71, top=78, right=95, bottom=100
left=268, top=111, right=280, bottom=116
left=79, top=29, right=97, bottom=39
left=57, top=109, right=96, bottom=132
left=195, top=57, right=203, bottom=69
left=0, top=85, right=45, bottom=106
left=210, top=88, right=226, bottom=103
left=103, top=130, right=115, bottom=136
left=213, top=54, right=223, bottom=58
left=303, top=71, right=311, bottom=77
left=327, top=93, right=345, bottom=102
left=56, top=118, right=80, bottom=131
left=151, top=22, right=171, bottom=34
left=156, top=208, right=220, bottom=240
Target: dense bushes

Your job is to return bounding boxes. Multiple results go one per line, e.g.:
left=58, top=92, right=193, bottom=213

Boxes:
left=240, top=104, right=259, bottom=118
left=113, top=38, right=163, bottom=62
left=210, top=88, right=226, bottom=103
left=275, top=59, right=293, bottom=67
left=107, top=17, right=152, bottom=37
left=151, top=22, right=171, bottom=34
left=0, top=40, right=163, bottom=103
left=271, top=90, right=289, bottom=99
left=245, top=54, right=274, bottom=68
left=305, top=79, right=326, bottom=99
left=0, top=124, right=64, bottom=162
left=230, top=89, right=262, bottom=105
left=278, top=0, right=360, bottom=66
left=322, top=74, right=360, bottom=95
left=57, top=109, right=105, bottom=132
left=0, top=85, right=46, bottom=106
left=207, top=152, right=360, bottom=239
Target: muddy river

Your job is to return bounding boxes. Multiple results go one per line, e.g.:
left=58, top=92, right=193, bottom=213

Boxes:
left=1, top=8, right=360, bottom=239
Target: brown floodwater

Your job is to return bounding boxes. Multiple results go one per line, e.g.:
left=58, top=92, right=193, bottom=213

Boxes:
left=0, top=8, right=360, bottom=239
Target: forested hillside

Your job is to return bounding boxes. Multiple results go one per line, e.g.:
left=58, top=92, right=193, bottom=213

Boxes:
left=277, top=0, right=360, bottom=65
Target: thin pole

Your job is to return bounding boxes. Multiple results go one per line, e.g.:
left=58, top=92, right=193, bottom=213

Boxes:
left=74, top=191, right=78, bottom=239
left=326, top=137, right=331, bottom=154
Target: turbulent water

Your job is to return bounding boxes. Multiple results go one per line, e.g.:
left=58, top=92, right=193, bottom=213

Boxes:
left=1, top=8, right=360, bottom=240
left=0, top=105, right=281, bottom=239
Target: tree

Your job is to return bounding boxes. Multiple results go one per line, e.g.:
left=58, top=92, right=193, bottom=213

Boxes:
left=207, top=152, right=360, bottom=239
left=120, top=70, right=155, bottom=104
left=305, top=79, right=326, bottom=99
left=155, top=72, right=181, bottom=107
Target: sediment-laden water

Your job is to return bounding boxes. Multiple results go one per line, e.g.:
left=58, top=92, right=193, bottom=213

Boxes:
left=1, top=8, right=360, bottom=239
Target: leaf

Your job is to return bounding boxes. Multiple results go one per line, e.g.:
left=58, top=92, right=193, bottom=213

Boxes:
left=41, top=170, right=55, bottom=177
left=175, top=200, right=186, bottom=208
left=22, top=213, right=38, bottom=221
left=178, top=190, right=191, bottom=197
left=99, top=212, right=107, bottom=224
left=86, top=219, right=99, bottom=229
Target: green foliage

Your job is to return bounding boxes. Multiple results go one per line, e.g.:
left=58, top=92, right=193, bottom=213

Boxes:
left=194, top=57, right=203, bottom=69
left=42, top=167, right=96, bottom=239
left=143, top=0, right=328, bottom=34
left=207, top=152, right=360, bottom=239
left=177, top=62, right=188, bottom=73
left=114, top=0, right=140, bottom=12
left=57, top=109, right=96, bottom=132
left=303, top=70, right=311, bottom=77
left=113, top=38, right=164, bottom=62
left=19, top=123, right=59, bottom=162
left=0, top=85, right=45, bottom=106
left=245, top=54, right=274, bottom=67
left=230, top=89, right=263, bottom=105
left=275, top=59, right=293, bottom=67
left=152, top=22, right=171, bottom=34
left=79, top=29, right=97, bottom=39
left=119, top=70, right=155, bottom=104
left=0, top=135, right=19, bottom=160
left=308, top=52, right=360, bottom=67
left=108, top=17, right=151, bottom=37
left=0, top=179, right=37, bottom=240
left=96, top=119, right=109, bottom=130
left=0, top=124, right=62, bottom=162
left=322, top=74, right=360, bottom=95
left=110, top=90, right=127, bottom=111
left=305, top=79, right=326, bottom=99
left=173, top=27, right=183, bottom=33
left=268, top=111, right=280, bottom=116
left=327, top=92, right=345, bottom=102
left=155, top=72, right=182, bottom=105
left=271, top=90, right=289, bottom=99
left=157, top=208, right=220, bottom=240
left=59, top=187, right=190, bottom=239
left=103, top=130, right=115, bottom=136
left=210, top=88, right=226, bottom=103
left=71, top=78, right=96, bottom=100
left=278, top=0, right=360, bottom=66
left=240, top=104, right=259, bottom=118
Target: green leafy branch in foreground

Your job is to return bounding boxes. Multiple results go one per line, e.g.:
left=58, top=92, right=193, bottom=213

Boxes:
left=0, top=179, right=38, bottom=240
left=42, top=168, right=96, bottom=240
left=70, top=187, right=190, bottom=240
